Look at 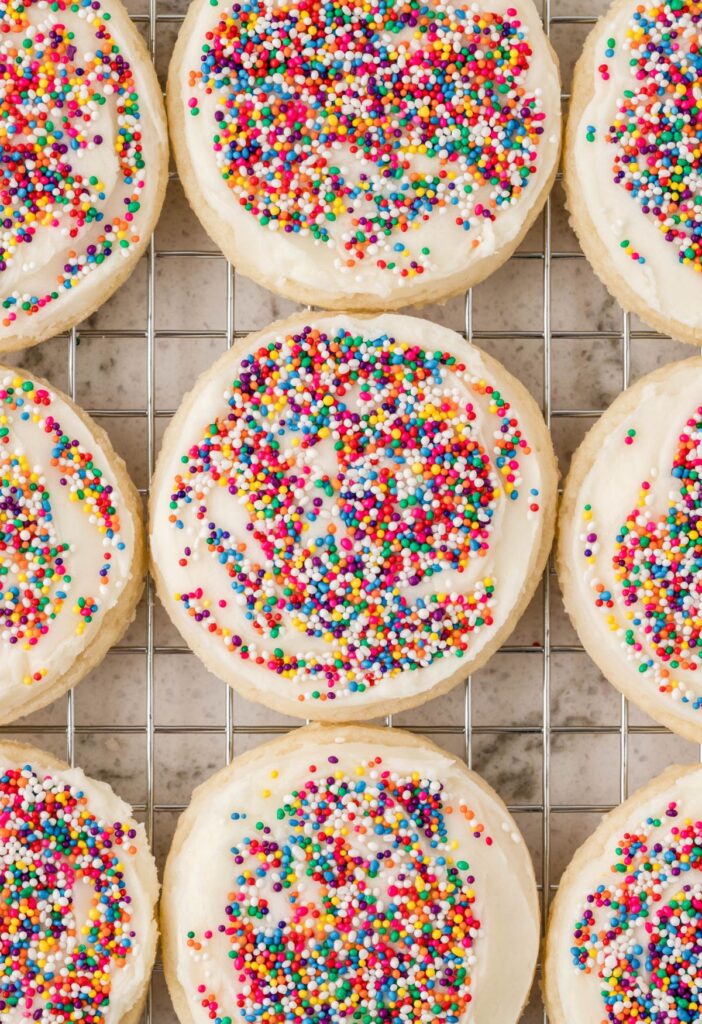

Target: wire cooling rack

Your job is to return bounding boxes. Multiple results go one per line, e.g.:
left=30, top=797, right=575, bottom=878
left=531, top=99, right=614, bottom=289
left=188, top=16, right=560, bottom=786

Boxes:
left=2, top=0, right=701, bottom=1020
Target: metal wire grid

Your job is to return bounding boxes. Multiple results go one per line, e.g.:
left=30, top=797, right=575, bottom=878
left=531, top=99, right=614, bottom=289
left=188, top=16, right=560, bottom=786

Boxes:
left=0, top=1, right=698, bottom=1020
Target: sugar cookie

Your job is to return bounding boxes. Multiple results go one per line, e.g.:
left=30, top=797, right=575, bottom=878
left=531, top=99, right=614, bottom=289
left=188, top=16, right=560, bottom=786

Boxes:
left=564, top=0, right=702, bottom=343
left=0, top=0, right=168, bottom=351
left=559, top=357, right=702, bottom=741
left=167, top=0, right=561, bottom=309
left=0, top=740, right=158, bottom=1024
left=150, top=312, right=557, bottom=720
left=0, top=367, right=145, bottom=723
left=545, top=761, right=702, bottom=1024
left=163, top=724, right=540, bottom=1024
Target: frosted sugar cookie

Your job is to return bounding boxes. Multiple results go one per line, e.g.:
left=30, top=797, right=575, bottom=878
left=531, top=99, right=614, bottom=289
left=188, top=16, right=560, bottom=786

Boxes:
left=0, top=367, right=145, bottom=723
left=559, top=357, right=702, bottom=742
left=162, top=724, right=540, bottom=1024
left=149, top=312, right=557, bottom=720
left=167, top=0, right=561, bottom=309
left=564, top=0, right=702, bottom=343
left=545, top=762, right=702, bottom=1024
left=0, top=0, right=168, bottom=351
left=0, top=740, right=158, bottom=1023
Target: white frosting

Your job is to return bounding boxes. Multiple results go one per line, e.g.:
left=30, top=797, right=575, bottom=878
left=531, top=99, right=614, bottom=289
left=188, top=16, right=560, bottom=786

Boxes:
left=0, top=0, right=166, bottom=346
left=0, top=371, right=137, bottom=720
left=150, top=313, right=553, bottom=718
left=0, top=749, right=158, bottom=1024
left=175, top=0, right=561, bottom=304
left=571, top=0, right=702, bottom=330
left=549, top=766, right=702, bottom=1024
left=563, top=360, right=702, bottom=733
left=168, top=734, right=539, bottom=1024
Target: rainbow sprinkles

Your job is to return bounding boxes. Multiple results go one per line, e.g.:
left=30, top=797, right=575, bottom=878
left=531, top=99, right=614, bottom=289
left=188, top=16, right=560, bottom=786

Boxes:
left=188, top=754, right=487, bottom=1024
left=592, top=0, right=702, bottom=270
left=0, top=763, right=139, bottom=1021
left=543, top=764, right=702, bottom=1024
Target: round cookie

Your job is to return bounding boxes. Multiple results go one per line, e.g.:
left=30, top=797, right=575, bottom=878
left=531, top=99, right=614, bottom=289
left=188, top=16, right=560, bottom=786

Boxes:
left=149, top=311, right=557, bottom=721
left=162, top=723, right=540, bottom=1024
left=0, top=366, right=145, bottom=724
left=0, top=0, right=168, bottom=352
left=166, top=0, right=561, bottom=311
left=558, top=357, right=702, bottom=742
left=564, top=0, right=702, bottom=344
left=0, top=739, right=159, bottom=1024
left=544, top=762, right=702, bottom=1024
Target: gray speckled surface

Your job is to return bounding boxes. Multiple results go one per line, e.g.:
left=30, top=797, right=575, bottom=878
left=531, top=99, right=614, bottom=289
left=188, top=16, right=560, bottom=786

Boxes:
left=2, top=0, right=700, bottom=1018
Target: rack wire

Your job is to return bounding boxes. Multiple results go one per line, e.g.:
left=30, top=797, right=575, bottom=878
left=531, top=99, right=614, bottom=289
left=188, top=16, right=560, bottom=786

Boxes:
left=2, top=0, right=701, bottom=1020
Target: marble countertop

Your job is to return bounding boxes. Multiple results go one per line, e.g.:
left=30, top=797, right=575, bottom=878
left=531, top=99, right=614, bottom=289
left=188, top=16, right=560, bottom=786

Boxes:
left=4, top=0, right=700, bottom=1019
